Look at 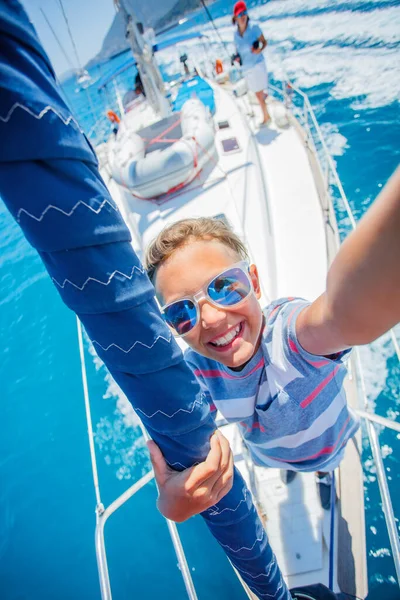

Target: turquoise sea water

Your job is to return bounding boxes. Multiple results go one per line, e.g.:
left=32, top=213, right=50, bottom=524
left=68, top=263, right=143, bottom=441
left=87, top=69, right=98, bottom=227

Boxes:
left=1, top=1, right=399, bottom=598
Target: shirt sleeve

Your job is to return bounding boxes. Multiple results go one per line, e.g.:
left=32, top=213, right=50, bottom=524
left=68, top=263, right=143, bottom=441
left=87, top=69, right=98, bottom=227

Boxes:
left=264, top=297, right=351, bottom=405
left=252, top=24, right=263, bottom=39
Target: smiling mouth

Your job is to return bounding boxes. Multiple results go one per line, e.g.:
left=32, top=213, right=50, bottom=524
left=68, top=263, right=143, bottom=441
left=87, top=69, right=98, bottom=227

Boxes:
left=208, top=322, right=243, bottom=349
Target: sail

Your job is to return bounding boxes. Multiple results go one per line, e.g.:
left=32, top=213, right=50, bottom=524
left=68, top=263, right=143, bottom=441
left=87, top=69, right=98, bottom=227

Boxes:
left=0, top=2, right=290, bottom=598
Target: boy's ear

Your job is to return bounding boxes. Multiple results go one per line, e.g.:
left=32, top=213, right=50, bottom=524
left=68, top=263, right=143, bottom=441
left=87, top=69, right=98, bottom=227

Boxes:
left=249, top=264, right=261, bottom=299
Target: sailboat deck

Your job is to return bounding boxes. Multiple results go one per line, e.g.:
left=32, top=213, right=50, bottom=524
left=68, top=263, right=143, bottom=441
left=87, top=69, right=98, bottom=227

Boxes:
left=221, top=420, right=339, bottom=591
left=97, top=79, right=367, bottom=598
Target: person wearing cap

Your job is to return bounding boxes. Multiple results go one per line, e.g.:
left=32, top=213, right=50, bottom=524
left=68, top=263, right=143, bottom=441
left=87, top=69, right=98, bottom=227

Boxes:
left=232, top=1, right=270, bottom=125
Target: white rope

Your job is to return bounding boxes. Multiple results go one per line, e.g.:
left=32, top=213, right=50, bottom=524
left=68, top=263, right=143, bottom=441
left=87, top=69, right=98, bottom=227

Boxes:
left=76, top=317, right=102, bottom=509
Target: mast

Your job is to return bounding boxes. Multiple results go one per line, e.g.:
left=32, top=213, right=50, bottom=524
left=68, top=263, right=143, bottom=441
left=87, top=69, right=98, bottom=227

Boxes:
left=117, top=0, right=170, bottom=118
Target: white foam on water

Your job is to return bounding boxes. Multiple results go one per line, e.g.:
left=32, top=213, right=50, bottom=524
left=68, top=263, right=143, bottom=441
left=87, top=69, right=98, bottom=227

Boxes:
left=253, top=4, right=400, bottom=47
left=281, top=46, right=400, bottom=109
left=172, top=2, right=400, bottom=110
left=319, top=122, right=349, bottom=156
left=358, top=332, right=393, bottom=408
left=370, top=547, right=391, bottom=558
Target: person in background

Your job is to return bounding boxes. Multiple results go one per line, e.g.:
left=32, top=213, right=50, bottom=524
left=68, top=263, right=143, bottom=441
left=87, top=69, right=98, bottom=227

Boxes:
left=122, top=70, right=146, bottom=112
left=232, top=0, right=270, bottom=125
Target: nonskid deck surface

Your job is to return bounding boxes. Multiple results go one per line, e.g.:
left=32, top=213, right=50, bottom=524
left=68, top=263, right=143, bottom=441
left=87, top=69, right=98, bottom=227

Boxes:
left=222, top=421, right=339, bottom=592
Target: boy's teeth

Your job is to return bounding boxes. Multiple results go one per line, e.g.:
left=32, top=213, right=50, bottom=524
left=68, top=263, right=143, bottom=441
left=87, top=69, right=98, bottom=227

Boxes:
left=211, top=324, right=241, bottom=347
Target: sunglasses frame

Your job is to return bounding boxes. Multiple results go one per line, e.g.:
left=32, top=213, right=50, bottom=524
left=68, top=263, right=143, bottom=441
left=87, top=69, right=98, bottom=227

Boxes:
left=237, top=10, right=247, bottom=18
left=160, top=260, right=253, bottom=338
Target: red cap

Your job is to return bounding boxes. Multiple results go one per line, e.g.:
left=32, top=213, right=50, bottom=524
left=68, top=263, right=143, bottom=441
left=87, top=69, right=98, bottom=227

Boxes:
left=233, top=1, right=247, bottom=17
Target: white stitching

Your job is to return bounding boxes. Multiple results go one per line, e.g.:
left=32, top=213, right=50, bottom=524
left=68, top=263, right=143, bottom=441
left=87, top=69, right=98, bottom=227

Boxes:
left=53, top=264, right=145, bottom=291
left=92, top=332, right=172, bottom=354
left=135, top=393, right=206, bottom=419
left=235, top=556, right=277, bottom=579
left=208, top=487, right=249, bottom=516
left=248, top=579, right=284, bottom=598
left=220, top=529, right=264, bottom=553
left=169, top=461, right=189, bottom=469
left=169, top=460, right=199, bottom=469
left=17, top=197, right=117, bottom=223
left=0, top=102, right=82, bottom=130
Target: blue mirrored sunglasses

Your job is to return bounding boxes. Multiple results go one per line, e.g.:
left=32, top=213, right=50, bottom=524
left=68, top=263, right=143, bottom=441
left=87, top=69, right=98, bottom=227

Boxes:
left=237, top=10, right=247, bottom=17
left=160, top=261, right=253, bottom=337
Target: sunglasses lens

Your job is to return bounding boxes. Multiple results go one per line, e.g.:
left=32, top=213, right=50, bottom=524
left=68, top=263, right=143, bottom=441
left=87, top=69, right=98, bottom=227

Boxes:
left=208, top=267, right=251, bottom=306
left=164, top=299, right=197, bottom=335
left=238, top=11, right=247, bottom=17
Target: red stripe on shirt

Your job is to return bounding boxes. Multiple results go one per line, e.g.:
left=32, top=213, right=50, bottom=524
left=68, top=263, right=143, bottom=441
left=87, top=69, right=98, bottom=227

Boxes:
left=286, top=306, right=298, bottom=328
left=276, top=415, right=352, bottom=463
left=308, top=358, right=331, bottom=368
left=252, top=421, right=266, bottom=433
left=267, top=305, right=280, bottom=322
left=300, top=365, right=340, bottom=408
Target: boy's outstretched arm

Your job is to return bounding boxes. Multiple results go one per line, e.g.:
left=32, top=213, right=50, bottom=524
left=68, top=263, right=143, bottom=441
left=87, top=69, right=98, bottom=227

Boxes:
left=297, top=166, right=400, bottom=356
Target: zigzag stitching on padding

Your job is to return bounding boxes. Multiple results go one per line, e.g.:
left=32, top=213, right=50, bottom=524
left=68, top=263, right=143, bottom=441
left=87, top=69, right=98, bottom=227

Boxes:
left=220, top=529, right=264, bottom=553
left=17, top=197, right=117, bottom=223
left=53, top=264, right=145, bottom=291
left=248, top=579, right=285, bottom=598
left=235, top=557, right=277, bottom=579
left=208, top=487, right=250, bottom=516
left=92, top=332, right=173, bottom=354
left=134, top=393, right=206, bottom=419
left=0, top=102, right=82, bottom=130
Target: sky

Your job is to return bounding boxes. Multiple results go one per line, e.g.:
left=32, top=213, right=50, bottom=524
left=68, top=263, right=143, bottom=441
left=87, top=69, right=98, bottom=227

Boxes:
left=22, top=0, right=117, bottom=75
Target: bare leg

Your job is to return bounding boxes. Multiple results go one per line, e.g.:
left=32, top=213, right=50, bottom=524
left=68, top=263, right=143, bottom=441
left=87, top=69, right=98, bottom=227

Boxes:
left=255, top=90, right=270, bottom=123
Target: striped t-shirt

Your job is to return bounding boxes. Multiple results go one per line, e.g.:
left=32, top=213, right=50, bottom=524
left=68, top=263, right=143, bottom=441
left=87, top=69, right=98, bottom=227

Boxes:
left=185, top=297, right=359, bottom=472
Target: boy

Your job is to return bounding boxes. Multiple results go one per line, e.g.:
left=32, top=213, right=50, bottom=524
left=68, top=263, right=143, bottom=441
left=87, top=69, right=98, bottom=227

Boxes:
left=145, top=167, right=400, bottom=521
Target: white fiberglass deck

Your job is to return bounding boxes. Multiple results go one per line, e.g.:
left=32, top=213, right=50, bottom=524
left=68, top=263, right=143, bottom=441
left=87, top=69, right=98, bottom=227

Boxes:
left=102, top=84, right=328, bottom=308
left=223, top=421, right=339, bottom=592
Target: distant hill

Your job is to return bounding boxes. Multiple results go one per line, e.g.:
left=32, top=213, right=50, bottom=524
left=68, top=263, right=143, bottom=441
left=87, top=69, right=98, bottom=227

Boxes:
left=85, top=0, right=209, bottom=69
left=155, top=0, right=205, bottom=31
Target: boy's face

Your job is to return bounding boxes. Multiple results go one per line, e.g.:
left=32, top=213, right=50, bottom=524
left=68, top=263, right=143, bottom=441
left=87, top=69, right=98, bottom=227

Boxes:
left=155, top=240, right=263, bottom=369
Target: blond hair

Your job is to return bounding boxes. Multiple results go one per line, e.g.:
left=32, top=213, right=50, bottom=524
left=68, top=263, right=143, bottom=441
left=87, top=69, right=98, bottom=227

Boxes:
left=145, top=217, right=249, bottom=283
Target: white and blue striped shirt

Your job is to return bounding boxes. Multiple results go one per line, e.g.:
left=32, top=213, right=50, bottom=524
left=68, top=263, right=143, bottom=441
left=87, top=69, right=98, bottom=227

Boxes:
left=185, top=297, right=359, bottom=472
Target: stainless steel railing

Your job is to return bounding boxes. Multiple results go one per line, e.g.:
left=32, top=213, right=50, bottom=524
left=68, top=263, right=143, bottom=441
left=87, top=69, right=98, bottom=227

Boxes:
left=354, top=347, right=400, bottom=587
left=76, top=318, right=199, bottom=600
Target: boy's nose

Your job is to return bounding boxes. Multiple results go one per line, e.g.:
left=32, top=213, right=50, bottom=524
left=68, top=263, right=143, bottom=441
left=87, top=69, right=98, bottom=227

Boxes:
left=200, top=301, right=226, bottom=329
